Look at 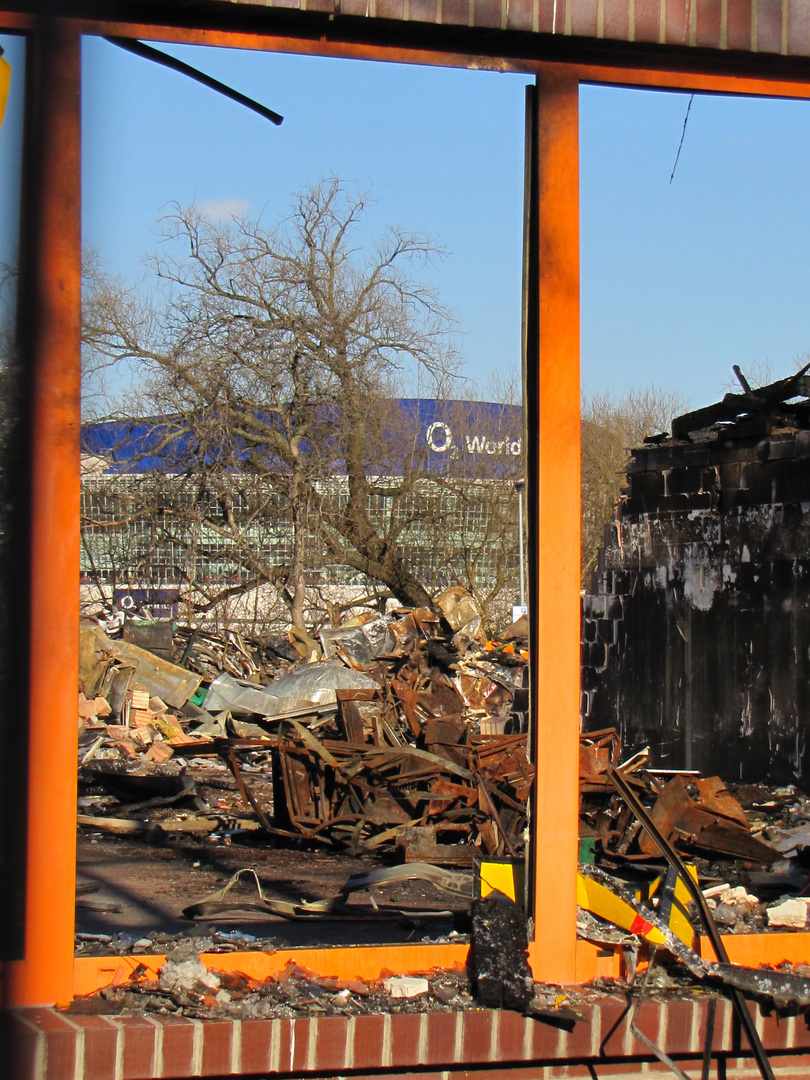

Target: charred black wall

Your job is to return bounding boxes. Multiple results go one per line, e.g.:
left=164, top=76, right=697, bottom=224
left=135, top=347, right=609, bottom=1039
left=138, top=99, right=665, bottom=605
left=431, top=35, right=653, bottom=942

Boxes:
left=582, top=429, right=810, bottom=789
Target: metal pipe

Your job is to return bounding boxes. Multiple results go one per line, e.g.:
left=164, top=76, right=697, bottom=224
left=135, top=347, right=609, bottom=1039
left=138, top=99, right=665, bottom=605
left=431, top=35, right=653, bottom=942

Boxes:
left=516, top=479, right=525, bottom=609
left=608, top=768, right=775, bottom=1080
left=5, top=17, right=82, bottom=1008
left=629, top=948, right=695, bottom=1080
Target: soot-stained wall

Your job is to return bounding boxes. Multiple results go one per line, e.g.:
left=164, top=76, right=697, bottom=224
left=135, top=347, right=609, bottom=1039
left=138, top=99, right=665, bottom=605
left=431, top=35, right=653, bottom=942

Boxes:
left=582, top=429, right=810, bottom=788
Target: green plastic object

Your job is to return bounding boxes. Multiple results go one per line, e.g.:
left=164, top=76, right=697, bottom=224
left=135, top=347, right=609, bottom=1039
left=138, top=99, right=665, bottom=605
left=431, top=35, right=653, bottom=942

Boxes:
left=578, top=837, right=597, bottom=865
left=190, top=686, right=208, bottom=707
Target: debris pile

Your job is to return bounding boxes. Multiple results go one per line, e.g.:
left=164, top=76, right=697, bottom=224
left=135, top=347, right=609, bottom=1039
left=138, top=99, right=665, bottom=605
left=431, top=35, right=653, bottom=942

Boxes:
left=78, top=591, right=532, bottom=861
left=573, top=730, right=810, bottom=968
left=68, top=952, right=482, bottom=1020
left=78, top=590, right=810, bottom=957
left=666, top=362, right=810, bottom=442
left=578, top=731, right=778, bottom=866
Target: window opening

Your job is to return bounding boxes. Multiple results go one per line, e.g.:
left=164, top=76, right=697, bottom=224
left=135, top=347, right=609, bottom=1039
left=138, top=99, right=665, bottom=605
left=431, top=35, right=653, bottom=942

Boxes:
left=77, top=39, right=533, bottom=961
left=579, top=84, right=810, bottom=885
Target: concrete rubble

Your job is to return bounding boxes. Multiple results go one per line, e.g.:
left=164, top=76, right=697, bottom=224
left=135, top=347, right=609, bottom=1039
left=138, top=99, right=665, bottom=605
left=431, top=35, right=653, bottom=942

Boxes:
left=382, top=976, right=430, bottom=998
left=69, top=954, right=488, bottom=1020
left=766, top=898, right=809, bottom=929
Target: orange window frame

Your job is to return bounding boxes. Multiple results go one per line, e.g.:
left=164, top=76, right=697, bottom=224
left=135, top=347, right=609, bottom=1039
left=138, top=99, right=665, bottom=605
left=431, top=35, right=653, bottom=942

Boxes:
left=4, top=12, right=810, bottom=1007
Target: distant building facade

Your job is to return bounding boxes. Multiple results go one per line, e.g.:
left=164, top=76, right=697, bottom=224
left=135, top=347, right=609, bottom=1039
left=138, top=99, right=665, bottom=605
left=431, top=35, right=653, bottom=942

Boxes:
left=81, top=399, right=524, bottom=627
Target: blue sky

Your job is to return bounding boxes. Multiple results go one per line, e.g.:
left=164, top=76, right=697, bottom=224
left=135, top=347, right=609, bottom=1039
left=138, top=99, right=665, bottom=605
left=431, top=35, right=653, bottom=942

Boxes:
left=3, top=33, right=810, bottom=409
left=580, top=83, right=810, bottom=403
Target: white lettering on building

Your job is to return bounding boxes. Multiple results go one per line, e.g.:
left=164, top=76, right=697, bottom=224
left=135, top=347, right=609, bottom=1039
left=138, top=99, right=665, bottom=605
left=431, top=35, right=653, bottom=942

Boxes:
left=426, top=422, right=453, bottom=452
left=426, top=424, right=521, bottom=457
left=464, top=434, right=521, bottom=456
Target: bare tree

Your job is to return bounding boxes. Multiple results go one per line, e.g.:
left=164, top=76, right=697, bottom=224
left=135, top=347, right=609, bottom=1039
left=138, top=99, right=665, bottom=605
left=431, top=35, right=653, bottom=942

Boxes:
left=81, top=247, right=142, bottom=419
left=82, top=179, right=462, bottom=625
left=580, top=386, right=688, bottom=586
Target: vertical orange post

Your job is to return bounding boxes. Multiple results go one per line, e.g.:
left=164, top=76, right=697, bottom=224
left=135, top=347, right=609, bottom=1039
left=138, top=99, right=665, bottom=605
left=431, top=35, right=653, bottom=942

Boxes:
left=528, top=69, right=581, bottom=985
left=5, top=18, right=82, bottom=1007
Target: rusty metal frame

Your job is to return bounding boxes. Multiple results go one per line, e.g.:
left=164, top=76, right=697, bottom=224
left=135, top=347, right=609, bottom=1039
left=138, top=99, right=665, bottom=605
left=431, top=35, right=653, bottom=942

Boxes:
left=4, top=7, right=810, bottom=1006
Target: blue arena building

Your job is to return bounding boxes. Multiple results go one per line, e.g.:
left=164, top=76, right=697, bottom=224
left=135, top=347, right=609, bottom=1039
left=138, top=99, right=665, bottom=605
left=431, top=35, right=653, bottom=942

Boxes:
left=80, top=400, right=525, bottom=631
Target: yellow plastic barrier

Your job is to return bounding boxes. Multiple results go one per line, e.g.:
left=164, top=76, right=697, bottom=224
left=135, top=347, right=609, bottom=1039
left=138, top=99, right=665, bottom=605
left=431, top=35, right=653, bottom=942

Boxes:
left=577, top=864, right=700, bottom=948
left=577, top=872, right=669, bottom=946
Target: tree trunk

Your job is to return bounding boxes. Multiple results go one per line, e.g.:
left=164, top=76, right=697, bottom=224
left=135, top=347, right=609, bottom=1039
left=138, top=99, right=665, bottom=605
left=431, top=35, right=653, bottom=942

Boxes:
left=288, top=473, right=308, bottom=630
left=384, top=569, right=436, bottom=611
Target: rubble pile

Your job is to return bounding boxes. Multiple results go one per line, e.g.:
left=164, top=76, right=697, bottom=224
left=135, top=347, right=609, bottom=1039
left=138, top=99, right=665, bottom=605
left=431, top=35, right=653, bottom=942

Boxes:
left=68, top=954, right=485, bottom=1020
left=78, top=590, right=532, bottom=862
left=77, top=588, right=810, bottom=958
left=578, top=731, right=779, bottom=866
left=576, top=730, right=810, bottom=938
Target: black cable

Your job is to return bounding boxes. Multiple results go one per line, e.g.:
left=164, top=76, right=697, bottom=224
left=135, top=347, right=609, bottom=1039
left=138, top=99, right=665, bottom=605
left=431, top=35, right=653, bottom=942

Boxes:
left=104, top=37, right=283, bottom=127
left=669, top=94, right=694, bottom=184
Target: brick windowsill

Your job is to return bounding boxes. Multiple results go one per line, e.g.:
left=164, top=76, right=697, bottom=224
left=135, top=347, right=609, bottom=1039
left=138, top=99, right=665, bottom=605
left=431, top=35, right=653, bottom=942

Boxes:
left=7, top=994, right=810, bottom=1080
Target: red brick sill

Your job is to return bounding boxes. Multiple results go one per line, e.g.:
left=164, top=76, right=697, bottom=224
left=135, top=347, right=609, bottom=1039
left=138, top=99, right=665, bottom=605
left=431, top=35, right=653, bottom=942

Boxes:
left=7, top=994, right=810, bottom=1080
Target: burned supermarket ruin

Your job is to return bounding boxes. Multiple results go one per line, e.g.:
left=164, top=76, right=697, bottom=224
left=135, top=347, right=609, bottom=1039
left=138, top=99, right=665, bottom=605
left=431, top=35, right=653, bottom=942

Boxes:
left=583, top=367, right=810, bottom=789
left=9, top=4, right=810, bottom=1080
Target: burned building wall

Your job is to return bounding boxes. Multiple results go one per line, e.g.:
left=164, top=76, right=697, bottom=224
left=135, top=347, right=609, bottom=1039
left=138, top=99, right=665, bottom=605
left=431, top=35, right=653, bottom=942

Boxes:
left=582, top=429, right=810, bottom=788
